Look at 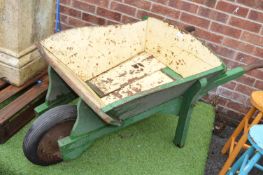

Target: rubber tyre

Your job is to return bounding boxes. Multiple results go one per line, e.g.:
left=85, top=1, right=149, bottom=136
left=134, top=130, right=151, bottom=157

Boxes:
left=23, top=105, right=77, bottom=166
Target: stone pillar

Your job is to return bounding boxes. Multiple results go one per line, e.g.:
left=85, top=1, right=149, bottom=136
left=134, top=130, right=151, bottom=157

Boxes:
left=0, top=0, right=55, bottom=86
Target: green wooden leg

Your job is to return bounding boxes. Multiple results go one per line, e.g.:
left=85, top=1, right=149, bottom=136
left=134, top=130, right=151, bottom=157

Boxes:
left=173, top=78, right=208, bottom=147
left=58, top=98, right=183, bottom=161
left=35, top=66, right=77, bottom=115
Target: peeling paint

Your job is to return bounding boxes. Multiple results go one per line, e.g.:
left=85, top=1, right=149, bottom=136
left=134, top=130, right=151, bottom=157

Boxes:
left=89, top=52, right=166, bottom=95
left=102, top=71, right=173, bottom=105
left=41, top=17, right=222, bottom=106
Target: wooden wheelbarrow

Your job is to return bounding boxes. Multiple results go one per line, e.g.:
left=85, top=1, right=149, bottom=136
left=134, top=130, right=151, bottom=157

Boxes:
left=22, top=18, right=263, bottom=166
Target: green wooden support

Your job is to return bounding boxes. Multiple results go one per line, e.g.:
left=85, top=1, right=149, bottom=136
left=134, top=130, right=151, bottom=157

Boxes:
left=200, top=67, right=245, bottom=96
left=58, top=97, right=183, bottom=161
left=35, top=66, right=77, bottom=115
left=174, top=78, right=208, bottom=147
left=162, top=67, right=183, bottom=80
left=58, top=99, right=106, bottom=160
left=173, top=67, right=246, bottom=147
left=71, top=100, right=105, bottom=137
left=35, top=64, right=247, bottom=161
left=46, top=66, right=77, bottom=104
left=56, top=67, right=247, bottom=160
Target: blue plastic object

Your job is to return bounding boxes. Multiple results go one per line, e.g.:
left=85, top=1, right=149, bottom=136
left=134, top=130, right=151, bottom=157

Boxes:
left=55, top=0, right=61, bottom=32
left=227, top=125, right=263, bottom=175
left=249, top=124, right=263, bottom=153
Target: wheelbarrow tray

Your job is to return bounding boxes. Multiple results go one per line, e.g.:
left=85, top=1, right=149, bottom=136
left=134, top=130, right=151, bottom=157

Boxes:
left=39, top=17, right=224, bottom=122
left=22, top=18, right=263, bottom=165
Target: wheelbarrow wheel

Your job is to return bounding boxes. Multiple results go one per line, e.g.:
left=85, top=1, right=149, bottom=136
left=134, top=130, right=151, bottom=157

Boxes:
left=23, top=105, right=77, bottom=166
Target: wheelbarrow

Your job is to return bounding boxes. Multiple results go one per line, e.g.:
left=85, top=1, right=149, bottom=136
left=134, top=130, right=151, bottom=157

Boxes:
left=22, top=18, right=263, bottom=166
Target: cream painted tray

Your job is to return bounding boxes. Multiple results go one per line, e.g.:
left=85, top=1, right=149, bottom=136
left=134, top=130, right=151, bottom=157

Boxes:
left=39, top=17, right=223, bottom=124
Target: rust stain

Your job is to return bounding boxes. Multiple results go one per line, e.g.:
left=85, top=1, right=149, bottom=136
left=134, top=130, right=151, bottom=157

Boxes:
left=89, top=52, right=166, bottom=95
left=112, top=91, right=123, bottom=99
left=101, top=71, right=173, bottom=105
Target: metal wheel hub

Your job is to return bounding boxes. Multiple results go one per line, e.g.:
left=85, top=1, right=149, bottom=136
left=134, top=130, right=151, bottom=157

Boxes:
left=37, top=121, right=74, bottom=163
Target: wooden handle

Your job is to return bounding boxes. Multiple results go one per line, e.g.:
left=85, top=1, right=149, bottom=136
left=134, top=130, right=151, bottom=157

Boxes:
left=242, top=61, right=263, bottom=72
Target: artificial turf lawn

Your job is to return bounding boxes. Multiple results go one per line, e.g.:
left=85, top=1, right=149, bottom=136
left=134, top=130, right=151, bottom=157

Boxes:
left=0, top=102, right=215, bottom=175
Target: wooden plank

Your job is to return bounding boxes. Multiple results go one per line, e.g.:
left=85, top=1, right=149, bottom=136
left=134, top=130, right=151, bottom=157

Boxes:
left=89, top=52, right=166, bottom=96
left=0, top=75, right=48, bottom=124
left=102, top=71, right=173, bottom=105
left=0, top=71, right=46, bottom=104
left=104, top=81, right=192, bottom=120
left=102, top=65, right=224, bottom=113
left=0, top=94, right=45, bottom=144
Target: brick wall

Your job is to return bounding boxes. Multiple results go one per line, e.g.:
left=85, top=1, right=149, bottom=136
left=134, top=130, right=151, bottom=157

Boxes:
left=59, top=0, right=263, bottom=122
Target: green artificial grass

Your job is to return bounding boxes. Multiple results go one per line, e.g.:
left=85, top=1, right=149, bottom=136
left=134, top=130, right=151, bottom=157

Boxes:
left=0, top=102, right=215, bottom=175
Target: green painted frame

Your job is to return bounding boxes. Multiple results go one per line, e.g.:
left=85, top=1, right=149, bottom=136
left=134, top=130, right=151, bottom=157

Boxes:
left=35, top=67, right=77, bottom=115
left=34, top=64, right=247, bottom=161
left=101, top=65, right=226, bottom=113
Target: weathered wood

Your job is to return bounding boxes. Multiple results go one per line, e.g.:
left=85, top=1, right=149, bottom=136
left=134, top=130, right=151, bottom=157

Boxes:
left=102, top=71, right=173, bottom=105
left=41, top=20, right=147, bottom=81
left=89, top=52, right=167, bottom=97
left=145, top=18, right=222, bottom=77
left=0, top=94, right=45, bottom=144
left=39, top=46, right=120, bottom=125
left=0, top=75, right=48, bottom=124
left=0, top=71, right=46, bottom=104
left=0, top=74, right=48, bottom=143
left=102, top=65, right=224, bottom=115
left=39, top=17, right=223, bottom=125
left=104, top=80, right=193, bottom=120
left=40, top=17, right=222, bottom=82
